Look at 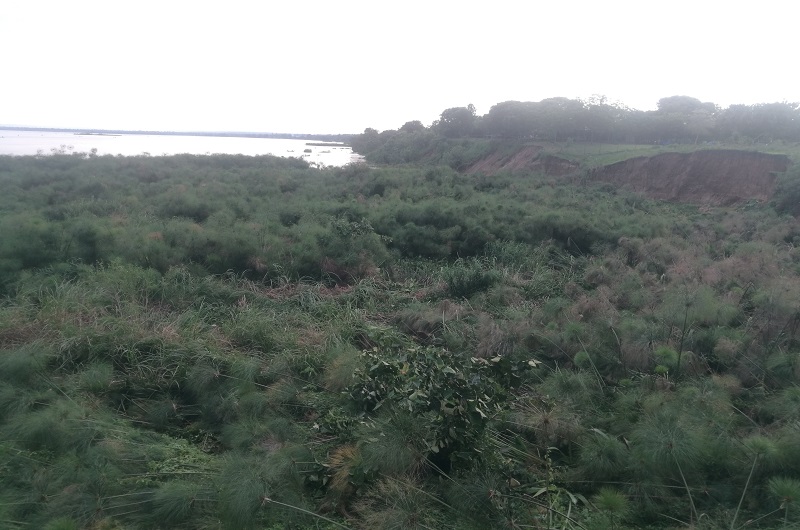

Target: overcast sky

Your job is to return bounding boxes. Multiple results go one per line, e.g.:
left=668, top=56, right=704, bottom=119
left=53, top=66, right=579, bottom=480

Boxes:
left=1, top=1, right=796, bottom=134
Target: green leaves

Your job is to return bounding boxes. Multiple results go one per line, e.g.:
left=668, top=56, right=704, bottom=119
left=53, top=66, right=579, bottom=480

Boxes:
left=442, top=258, right=501, bottom=299
left=348, top=333, right=533, bottom=462
left=769, top=476, right=800, bottom=526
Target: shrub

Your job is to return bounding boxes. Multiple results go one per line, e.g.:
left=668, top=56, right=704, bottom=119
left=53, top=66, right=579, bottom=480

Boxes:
left=442, top=258, right=501, bottom=299
left=653, top=346, right=678, bottom=370
left=774, top=166, right=800, bottom=217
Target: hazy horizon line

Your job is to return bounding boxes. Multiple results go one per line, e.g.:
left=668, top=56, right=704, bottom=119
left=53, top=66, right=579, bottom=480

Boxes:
left=0, top=125, right=357, bottom=137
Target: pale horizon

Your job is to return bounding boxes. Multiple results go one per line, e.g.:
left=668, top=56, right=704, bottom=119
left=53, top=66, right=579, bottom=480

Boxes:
left=0, top=124, right=349, bottom=136
left=2, top=0, right=797, bottom=134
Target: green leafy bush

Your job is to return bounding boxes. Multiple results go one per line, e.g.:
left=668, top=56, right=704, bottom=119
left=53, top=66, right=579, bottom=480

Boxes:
left=442, top=258, right=501, bottom=299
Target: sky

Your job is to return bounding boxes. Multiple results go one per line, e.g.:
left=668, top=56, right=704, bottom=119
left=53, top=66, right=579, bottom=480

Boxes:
left=1, top=0, right=797, bottom=134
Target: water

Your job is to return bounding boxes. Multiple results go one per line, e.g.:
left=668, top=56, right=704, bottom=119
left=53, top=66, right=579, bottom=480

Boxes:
left=0, top=129, right=360, bottom=167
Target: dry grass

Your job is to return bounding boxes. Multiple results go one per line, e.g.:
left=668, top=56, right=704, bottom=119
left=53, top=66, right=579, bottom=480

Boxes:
left=475, top=313, right=512, bottom=358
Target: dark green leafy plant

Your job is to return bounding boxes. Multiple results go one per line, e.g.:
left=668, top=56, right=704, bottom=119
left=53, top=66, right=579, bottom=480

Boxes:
left=348, top=326, right=536, bottom=467
left=442, top=258, right=501, bottom=299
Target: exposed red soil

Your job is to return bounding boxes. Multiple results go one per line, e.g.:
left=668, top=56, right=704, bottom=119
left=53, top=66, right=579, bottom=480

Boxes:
left=589, top=149, right=790, bottom=206
left=466, top=145, right=580, bottom=176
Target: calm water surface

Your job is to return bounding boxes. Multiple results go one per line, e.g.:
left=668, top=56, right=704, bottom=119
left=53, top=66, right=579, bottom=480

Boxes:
left=0, top=130, right=360, bottom=167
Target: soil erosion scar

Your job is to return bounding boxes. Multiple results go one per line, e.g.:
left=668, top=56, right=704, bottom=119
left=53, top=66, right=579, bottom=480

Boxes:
left=589, top=149, right=789, bottom=205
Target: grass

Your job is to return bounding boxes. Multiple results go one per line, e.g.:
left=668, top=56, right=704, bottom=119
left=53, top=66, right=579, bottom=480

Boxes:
left=554, top=140, right=800, bottom=168
left=2, top=151, right=800, bottom=528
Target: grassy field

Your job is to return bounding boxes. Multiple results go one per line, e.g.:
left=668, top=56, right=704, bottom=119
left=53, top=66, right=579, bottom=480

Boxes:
left=2, top=149, right=800, bottom=528
left=554, top=141, right=800, bottom=167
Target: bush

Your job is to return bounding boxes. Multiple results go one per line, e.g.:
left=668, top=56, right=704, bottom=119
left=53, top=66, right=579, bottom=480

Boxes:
left=442, top=258, right=501, bottom=299
left=774, top=165, right=800, bottom=217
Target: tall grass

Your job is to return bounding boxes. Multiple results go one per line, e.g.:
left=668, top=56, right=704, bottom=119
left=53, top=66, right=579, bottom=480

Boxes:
left=2, top=152, right=800, bottom=528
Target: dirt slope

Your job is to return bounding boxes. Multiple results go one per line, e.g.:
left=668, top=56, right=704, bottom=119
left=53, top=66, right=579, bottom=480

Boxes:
left=588, top=150, right=790, bottom=205
left=466, top=145, right=579, bottom=176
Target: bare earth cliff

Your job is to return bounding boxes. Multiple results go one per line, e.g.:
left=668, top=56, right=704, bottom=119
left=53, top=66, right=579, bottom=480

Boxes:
left=588, top=149, right=790, bottom=205
left=466, top=145, right=580, bottom=176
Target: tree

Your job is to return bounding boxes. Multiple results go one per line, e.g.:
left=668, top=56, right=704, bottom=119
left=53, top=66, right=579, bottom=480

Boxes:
left=350, top=127, right=382, bottom=155
left=536, top=97, right=586, bottom=142
left=581, top=95, right=616, bottom=143
left=656, top=95, right=716, bottom=115
left=655, top=96, right=718, bottom=144
left=484, top=101, right=539, bottom=138
left=399, top=120, right=425, bottom=133
left=717, top=102, right=800, bottom=143
left=434, top=104, right=477, bottom=138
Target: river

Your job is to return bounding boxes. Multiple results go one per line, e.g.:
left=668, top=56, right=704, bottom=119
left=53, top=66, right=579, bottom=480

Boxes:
left=0, top=129, right=360, bottom=167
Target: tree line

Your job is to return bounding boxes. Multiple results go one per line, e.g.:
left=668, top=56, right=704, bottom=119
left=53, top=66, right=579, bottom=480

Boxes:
left=353, top=96, right=800, bottom=158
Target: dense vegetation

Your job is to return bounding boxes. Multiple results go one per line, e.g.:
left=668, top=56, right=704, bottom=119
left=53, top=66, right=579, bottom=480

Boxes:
left=2, top=147, right=800, bottom=529
left=353, top=96, right=800, bottom=168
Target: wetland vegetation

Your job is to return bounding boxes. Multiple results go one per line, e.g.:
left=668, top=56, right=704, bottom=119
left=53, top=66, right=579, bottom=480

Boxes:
left=3, top=96, right=800, bottom=529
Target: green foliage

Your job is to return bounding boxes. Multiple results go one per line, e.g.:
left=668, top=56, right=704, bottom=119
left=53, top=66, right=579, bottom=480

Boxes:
left=354, top=479, right=443, bottom=530
left=653, top=346, right=678, bottom=370
left=149, top=481, right=204, bottom=526
left=774, top=165, right=800, bottom=217
left=442, top=258, right=501, bottom=299
left=2, top=151, right=800, bottom=528
left=324, top=342, right=362, bottom=392
left=348, top=327, right=535, bottom=464
left=593, top=487, right=630, bottom=524
left=353, top=96, right=800, bottom=153
left=0, top=342, right=54, bottom=384
left=42, top=518, right=80, bottom=530
left=769, top=476, right=800, bottom=525
left=577, top=431, right=630, bottom=482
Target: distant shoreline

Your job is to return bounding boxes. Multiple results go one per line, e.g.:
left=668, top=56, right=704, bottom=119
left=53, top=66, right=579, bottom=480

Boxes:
left=0, top=126, right=354, bottom=145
